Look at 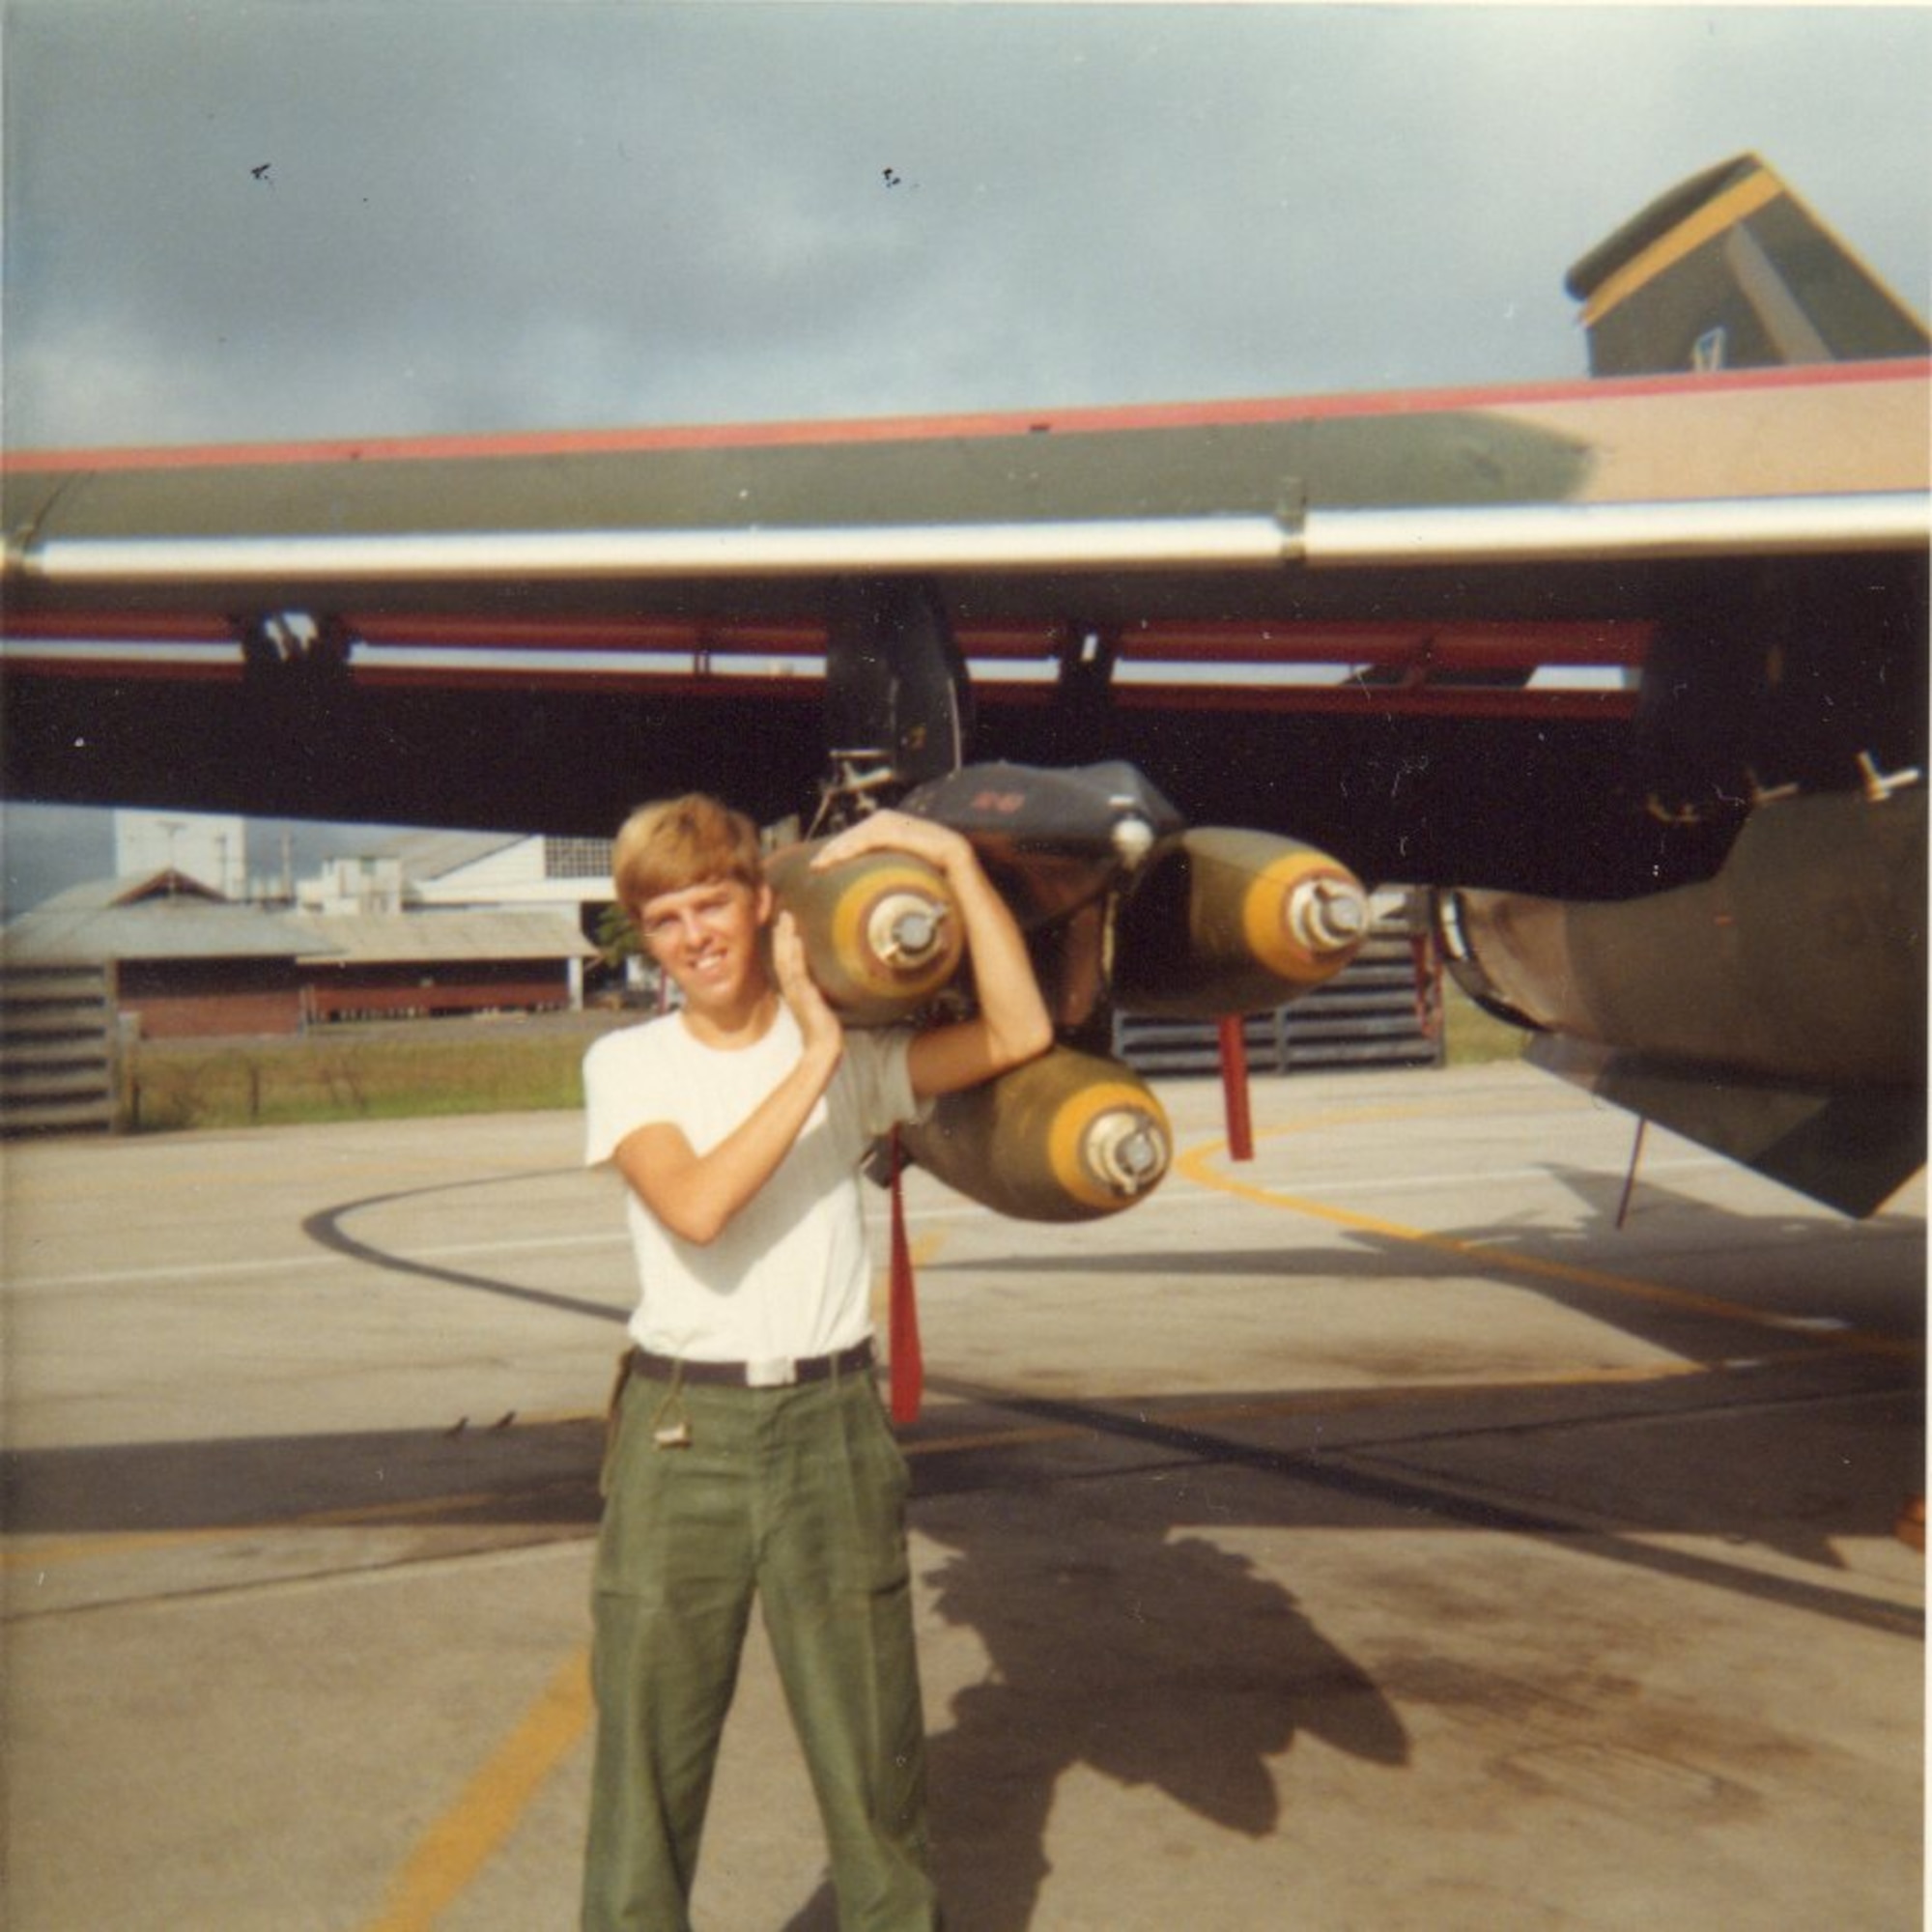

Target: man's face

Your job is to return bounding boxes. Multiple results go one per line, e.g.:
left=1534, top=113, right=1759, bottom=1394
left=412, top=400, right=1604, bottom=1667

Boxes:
left=637, top=876, right=772, bottom=1009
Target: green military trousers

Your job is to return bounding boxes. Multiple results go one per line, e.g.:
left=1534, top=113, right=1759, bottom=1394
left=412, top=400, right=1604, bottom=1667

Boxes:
left=581, top=1360, right=941, bottom=1931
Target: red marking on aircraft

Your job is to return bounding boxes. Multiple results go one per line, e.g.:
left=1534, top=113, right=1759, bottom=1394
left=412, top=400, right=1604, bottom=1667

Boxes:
left=6, top=359, right=1924, bottom=474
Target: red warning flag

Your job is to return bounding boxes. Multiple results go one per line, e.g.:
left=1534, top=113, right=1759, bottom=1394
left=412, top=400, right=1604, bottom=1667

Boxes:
left=888, top=1128, right=923, bottom=1424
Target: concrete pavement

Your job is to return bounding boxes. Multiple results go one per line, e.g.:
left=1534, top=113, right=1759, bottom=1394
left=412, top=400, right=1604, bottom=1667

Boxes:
left=2, top=1063, right=1922, bottom=1929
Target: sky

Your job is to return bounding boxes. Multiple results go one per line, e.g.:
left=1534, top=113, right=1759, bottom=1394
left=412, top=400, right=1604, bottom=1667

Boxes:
left=3, top=0, right=1929, bottom=909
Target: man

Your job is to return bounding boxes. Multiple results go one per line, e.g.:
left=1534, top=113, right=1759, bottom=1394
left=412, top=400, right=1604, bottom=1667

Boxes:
left=581, top=794, right=1051, bottom=1931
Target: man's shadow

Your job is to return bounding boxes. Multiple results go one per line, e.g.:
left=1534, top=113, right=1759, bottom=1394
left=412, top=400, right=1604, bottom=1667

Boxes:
left=783, top=1489, right=1407, bottom=1930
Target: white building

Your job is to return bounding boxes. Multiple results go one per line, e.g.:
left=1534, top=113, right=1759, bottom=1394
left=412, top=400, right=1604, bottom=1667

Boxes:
left=395, top=833, right=609, bottom=911
left=298, top=855, right=408, bottom=916
left=113, top=810, right=247, bottom=900
left=298, top=831, right=623, bottom=1007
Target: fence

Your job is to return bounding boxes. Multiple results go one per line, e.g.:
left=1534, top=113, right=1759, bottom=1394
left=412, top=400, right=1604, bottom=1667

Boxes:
left=1114, top=906, right=1441, bottom=1077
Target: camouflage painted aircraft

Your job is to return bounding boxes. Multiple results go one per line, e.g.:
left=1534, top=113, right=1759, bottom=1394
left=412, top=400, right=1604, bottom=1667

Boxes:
left=5, top=154, right=1927, bottom=1218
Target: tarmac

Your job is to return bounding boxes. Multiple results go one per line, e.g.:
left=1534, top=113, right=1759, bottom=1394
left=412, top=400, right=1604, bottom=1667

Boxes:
left=1, top=1060, right=1923, bottom=1931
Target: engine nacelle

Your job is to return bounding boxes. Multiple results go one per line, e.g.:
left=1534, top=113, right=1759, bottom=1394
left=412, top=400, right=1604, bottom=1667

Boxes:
left=1111, top=827, right=1370, bottom=1018
left=764, top=841, right=964, bottom=1024
left=901, top=1044, right=1172, bottom=1222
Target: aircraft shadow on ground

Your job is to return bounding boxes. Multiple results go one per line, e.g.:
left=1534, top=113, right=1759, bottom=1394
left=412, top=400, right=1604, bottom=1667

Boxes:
left=0, top=1418, right=609, bottom=1539
left=4, top=1350, right=1916, bottom=1564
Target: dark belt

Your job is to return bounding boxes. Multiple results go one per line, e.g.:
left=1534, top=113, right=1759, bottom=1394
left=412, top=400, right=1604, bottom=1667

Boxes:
left=627, top=1337, right=876, bottom=1390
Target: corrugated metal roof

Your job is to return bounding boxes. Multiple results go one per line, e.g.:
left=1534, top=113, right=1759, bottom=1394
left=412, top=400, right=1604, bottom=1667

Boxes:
left=289, top=910, right=595, bottom=964
left=1, top=897, right=334, bottom=964
left=367, top=830, right=526, bottom=879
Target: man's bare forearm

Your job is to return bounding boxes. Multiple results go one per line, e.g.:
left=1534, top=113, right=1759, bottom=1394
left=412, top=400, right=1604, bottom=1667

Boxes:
left=614, top=1033, right=840, bottom=1245
left=928, top=837, right=1052, bottom=1066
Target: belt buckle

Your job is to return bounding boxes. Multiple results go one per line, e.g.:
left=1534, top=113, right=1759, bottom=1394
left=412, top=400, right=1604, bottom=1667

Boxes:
left=745, top=1355, right=797, bottom=1388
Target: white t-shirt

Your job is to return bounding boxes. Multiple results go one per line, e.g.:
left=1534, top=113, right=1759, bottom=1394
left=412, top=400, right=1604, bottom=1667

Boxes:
left=582, top=1007, right=922, bottom=1362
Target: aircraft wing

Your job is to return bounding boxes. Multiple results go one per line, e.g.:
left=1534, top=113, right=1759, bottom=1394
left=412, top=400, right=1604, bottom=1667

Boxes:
left=4, top=353, right=1926, bottom=897
left=7, top=353, right=1925, bottom=609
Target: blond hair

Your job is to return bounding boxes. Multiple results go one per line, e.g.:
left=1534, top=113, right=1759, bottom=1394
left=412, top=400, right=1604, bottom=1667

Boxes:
left=611, top=795, right=763, bottom=923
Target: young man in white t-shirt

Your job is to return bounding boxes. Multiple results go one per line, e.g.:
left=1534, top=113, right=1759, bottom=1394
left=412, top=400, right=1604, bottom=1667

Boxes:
left=581, top=793, right=1051, bottom=1932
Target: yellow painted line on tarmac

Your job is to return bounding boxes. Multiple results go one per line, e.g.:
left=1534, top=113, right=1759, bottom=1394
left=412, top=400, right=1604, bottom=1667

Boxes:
left=2, top=1523, right=242, bottom=1572
left=359, top=1644, right=592, bottom=1932
left=1177, top=1122, right=1920, bottom=1355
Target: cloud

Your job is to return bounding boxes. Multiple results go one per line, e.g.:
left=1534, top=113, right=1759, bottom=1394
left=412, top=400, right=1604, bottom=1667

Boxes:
left=5, top=3, right=1927, bottom=449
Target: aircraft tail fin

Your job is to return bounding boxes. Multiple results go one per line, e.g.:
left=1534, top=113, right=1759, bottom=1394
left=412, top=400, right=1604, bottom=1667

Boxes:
left=1566, top=153, right=1929, bottom=377
left=1528, top=1034, right=1925, bottom=1220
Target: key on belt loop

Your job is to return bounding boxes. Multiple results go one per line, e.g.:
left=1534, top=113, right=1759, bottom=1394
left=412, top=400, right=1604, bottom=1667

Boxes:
left=651, top=1363, right=694, bottom=1449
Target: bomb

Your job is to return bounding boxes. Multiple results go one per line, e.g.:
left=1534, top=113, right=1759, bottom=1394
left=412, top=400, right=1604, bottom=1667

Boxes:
left=1112, top=828, right=1370, bottom=1018
left=900, top=1044, right=1172, bottom=1222
left=763, top=840, right=964, bottom=1024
